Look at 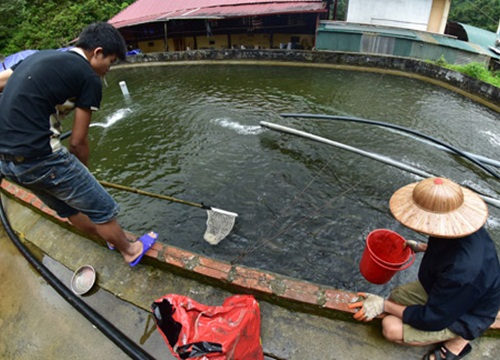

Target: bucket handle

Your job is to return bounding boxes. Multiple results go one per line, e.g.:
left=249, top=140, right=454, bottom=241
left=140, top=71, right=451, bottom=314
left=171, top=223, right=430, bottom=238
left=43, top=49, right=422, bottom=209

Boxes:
left=370, top=250, right=416, bottom=271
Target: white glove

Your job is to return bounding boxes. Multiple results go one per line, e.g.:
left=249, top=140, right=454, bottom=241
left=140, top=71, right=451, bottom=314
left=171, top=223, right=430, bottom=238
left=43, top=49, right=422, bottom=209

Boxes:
left=348, top=293, right=384, bottom=321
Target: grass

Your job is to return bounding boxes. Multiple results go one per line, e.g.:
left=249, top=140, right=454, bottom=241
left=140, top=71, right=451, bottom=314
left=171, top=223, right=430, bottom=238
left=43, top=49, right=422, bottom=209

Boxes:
left=432, top=56, right=500, bottom=88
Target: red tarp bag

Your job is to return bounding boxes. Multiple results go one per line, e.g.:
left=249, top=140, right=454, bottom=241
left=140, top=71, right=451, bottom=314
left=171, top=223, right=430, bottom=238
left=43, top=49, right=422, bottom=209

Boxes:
left=151, top=294, right=264, bottom=360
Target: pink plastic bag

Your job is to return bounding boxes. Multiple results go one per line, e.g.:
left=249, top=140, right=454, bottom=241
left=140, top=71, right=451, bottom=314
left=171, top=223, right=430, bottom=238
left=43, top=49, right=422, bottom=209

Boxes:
left=152, top=294, right=264, bottom=360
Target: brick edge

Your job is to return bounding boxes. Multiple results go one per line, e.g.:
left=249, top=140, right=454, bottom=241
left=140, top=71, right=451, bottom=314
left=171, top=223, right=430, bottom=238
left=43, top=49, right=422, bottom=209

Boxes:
left=2, top=179, right=498, bottom=332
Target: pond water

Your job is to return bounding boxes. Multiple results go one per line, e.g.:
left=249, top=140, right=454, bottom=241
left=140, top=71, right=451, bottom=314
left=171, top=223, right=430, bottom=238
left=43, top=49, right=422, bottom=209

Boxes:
left=80, top=63, right=499, bottom=294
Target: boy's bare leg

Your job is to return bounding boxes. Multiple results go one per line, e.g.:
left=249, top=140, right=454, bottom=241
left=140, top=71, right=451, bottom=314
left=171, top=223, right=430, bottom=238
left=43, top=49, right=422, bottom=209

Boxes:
left=382, top=315, right=470, bottom=359
left=68, top=212, right=142, bottom=263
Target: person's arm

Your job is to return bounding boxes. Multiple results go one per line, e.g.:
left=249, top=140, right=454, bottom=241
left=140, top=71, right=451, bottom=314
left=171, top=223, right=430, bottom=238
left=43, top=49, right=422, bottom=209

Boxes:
left=406, top=240, right=428, bottom=253
left=383, top=299, right=406, bottom=319
left=70, top=107, right=92, bottom=166
left=0, top=69, right=13, bottom=91
left=404, top=280, right=481, bottom=331
left=348, top=294, right=407, bottom=321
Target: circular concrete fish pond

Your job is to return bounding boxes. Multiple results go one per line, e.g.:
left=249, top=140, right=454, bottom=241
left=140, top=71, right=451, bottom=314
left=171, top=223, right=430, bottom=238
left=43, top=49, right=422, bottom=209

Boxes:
left=81, top=62, right=500, bottom=295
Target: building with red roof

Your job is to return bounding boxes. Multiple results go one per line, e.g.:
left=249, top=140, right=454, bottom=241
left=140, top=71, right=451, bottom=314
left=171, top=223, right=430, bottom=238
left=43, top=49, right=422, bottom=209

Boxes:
left=108, top=0, right=328, bottom=52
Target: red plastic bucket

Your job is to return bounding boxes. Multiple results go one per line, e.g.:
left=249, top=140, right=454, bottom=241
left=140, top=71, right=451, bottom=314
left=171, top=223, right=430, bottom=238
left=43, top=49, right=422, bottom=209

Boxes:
left=359, top=229, right=415, bottom=284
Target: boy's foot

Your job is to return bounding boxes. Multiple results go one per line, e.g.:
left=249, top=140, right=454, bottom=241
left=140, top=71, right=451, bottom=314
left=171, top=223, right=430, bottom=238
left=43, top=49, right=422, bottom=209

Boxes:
left=129, top=231, right=158, bottom=267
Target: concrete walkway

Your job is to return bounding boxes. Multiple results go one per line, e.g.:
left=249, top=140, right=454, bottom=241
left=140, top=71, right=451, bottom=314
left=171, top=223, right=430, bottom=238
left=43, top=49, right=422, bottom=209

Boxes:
left=0, top=225, right=174, bottom=359
left=1, top=193, right=499, bottom=359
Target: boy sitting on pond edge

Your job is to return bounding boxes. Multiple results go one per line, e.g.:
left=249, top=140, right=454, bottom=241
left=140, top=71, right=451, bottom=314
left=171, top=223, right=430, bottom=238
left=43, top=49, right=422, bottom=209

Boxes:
left=0, top=22, right=157, bottom=266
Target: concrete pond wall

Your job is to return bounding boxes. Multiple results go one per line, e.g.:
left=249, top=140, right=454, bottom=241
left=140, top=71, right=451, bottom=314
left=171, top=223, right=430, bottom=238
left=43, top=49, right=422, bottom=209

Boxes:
left=1, top=50, right=499, bottom=347
left=1, top=163, right=499, bottom=337
left=121, top=49, right=500, bottom=112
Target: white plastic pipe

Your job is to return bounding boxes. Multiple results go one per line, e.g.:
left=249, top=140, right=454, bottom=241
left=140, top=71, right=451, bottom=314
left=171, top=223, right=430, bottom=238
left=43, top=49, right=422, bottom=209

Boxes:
left=119, top=81, right=130, bottom=96
left=260, top=121, right=500, bottom=209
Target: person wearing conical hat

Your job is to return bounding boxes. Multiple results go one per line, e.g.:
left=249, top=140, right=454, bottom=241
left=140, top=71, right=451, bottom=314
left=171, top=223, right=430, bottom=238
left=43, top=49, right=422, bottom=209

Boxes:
left=349, top=177, right=500, bottom=360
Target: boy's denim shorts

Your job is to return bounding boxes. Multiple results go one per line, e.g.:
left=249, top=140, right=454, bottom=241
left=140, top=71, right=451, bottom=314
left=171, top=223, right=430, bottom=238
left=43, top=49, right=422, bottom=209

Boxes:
left=0, top=147, right=119, bottom=224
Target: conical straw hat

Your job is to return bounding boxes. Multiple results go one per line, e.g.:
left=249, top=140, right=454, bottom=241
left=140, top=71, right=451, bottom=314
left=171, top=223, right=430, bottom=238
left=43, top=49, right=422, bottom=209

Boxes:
left=389, top=178, right=488, bottom=238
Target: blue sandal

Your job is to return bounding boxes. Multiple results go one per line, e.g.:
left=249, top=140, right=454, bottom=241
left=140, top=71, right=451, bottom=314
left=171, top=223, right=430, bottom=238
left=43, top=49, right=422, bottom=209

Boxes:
left=129, top=232, right=158, bottom=267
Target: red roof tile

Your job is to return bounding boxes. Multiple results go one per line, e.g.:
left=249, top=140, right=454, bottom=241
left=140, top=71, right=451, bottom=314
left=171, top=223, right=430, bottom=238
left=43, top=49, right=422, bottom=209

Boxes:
left=109, top=0, right=327, bottom=28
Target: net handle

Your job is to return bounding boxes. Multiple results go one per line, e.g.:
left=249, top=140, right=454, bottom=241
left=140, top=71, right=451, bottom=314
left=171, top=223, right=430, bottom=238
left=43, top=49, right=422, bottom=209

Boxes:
left=99, top=180, right=238, bottom=244
left=99, top=180, right=234, bottom=213
left=60, top=131, right=239, bottom=215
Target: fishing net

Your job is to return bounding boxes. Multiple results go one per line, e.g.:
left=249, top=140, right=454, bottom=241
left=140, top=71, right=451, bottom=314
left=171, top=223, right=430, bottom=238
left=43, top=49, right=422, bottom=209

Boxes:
left=204, top=208, right=238, bottom=245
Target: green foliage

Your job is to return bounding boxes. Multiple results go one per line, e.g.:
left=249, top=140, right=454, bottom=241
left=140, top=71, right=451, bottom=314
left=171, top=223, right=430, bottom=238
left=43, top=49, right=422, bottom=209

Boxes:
left=434, top=55, right=449, bottom=67
left=433, top=57, right=500, bottom=88
left=451, top=62, right=489, bottom=79
left=329, top=0, right=347, bottom=21
left=0, top=0, right=26, bottom=53
left=0, top=0, right=134, bottom=56
left=449, top=0, right=500, bottom=32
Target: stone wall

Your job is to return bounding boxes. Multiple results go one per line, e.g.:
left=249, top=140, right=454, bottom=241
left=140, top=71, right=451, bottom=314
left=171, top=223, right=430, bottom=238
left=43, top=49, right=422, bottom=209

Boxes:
left=122, top=49, right=500, bottom=110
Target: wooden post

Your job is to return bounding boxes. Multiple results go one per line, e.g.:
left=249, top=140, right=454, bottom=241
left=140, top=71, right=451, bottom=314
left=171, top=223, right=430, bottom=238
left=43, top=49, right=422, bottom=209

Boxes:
left=164, top=21, right=168, bottom=52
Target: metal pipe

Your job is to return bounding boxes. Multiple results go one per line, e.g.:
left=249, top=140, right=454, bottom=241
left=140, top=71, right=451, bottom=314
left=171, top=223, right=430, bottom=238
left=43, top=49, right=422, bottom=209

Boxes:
left=280, top=113, right=500, bottom=174
left=260, top=121, right=500, bottom=209
left=0, top=176, right=156, bottom=360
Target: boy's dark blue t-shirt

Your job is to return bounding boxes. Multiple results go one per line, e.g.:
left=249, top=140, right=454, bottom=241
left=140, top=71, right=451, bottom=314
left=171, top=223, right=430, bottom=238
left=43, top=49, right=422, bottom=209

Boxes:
left=0, top=50, right=101, bottom=157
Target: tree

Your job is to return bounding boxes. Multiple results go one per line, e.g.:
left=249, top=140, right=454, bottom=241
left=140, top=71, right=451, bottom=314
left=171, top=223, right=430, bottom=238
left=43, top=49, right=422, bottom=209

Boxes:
left=0, top=0, right=133, bottom=55
left=0, top=0, right=26, bottom=53
left=449, top=0, right=500, bottom=32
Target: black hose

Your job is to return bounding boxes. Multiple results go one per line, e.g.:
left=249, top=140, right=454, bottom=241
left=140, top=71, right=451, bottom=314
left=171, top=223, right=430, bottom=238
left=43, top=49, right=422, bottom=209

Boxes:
left=0, top=176, right=156, bottom=360
left=280, top=113, right=500, bottom=180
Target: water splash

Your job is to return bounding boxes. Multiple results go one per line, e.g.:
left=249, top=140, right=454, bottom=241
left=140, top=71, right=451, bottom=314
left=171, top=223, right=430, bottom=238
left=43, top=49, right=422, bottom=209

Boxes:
left=480, top=130, right=500, bottom=148
left=91, top=108, right=132, bottom=128
left=211, top=117, right=264, bottom=135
